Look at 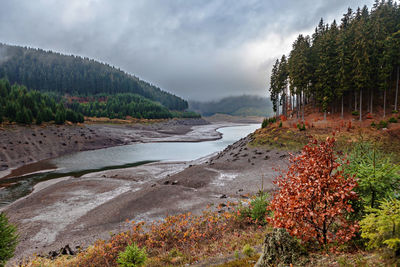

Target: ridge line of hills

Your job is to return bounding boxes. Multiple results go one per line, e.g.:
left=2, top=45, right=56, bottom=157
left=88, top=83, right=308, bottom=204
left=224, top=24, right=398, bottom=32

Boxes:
left=0, top=43, right=187, bottom=111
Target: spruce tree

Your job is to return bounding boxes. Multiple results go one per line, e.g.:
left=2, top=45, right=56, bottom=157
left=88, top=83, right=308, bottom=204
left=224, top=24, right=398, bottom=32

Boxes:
left=0, top=213, right=18, bottom=266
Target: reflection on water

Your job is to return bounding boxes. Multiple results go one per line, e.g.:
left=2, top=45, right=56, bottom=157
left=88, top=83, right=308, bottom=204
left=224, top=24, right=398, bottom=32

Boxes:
left=0, top=124, right=259, bottom=207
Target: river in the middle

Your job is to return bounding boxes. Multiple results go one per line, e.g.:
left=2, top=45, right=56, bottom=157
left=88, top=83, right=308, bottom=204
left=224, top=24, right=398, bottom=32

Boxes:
left=0, top=124, right=259, bottom=207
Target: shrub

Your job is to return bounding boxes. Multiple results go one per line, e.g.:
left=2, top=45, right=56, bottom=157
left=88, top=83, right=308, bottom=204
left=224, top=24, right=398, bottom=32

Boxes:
left=346, top=142, right=400, bottom=209
left=236, top=192, right=269, bottom=225
left=117, top=243, right=147, bottom=267
left=261, top=117, right=277, bottom=128
left=249, top=192, right=269, bottom=225
left=378, top=120, right=388, bottom=129
left=268, top=137, right=358, bottom=245
left=35, top=111, right=43, bottom=125
left=242, top=244, right=254, bottom=257
left=16, top=107, right=33, bottom=124
left=360, top=198, right=400, bottom=255
left=55, top=109, right=66, bottom=125
left=388, top=117, right=398, bottom=123
left=371, top=121, right=376, bottom=128
left=261, top=118, right=269, bottom=128
left=66, top=109, right=78, bottom=123
left=392, top=110, right=399, bottom=114
left=352, top=110, right=359, bottom=116
left=0, top=213, right=18, bottom=266
left=297, top=123, right=306, bottom=131
left=279, top=122, right=282, bottom=128
left=41, top=107, right=55, bottom=122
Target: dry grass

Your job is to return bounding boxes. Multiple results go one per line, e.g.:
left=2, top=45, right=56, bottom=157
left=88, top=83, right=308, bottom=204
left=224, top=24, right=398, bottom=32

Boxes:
left=21, top=203, right=267, bottom=267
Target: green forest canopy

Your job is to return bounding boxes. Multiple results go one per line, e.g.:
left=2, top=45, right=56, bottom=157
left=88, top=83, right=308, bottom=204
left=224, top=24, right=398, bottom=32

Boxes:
left=0, top=43, right=188, bottom=111
left=0, top=78, right=200, bottom=125
left=269, top=0, right=400, bottom=121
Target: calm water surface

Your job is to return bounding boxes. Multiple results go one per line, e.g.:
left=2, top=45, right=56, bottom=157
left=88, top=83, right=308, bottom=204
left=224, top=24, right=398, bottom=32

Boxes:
left=0, top=124, right=259, bottom=206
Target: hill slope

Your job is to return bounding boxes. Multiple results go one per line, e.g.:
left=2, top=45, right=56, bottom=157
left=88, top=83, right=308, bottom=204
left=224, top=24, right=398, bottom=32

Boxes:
left=189, top=95, right=273, bottom=117
left=0, top=43, right=187, bottom=110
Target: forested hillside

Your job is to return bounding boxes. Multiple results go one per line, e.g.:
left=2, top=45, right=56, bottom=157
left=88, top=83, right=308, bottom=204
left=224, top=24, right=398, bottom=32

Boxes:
left=0, top=43, right=188, bottom=111
left=189, top=95, right=273, bottom=117
left=0, top=78, right=84, bottom=125
left=270, top=1, right=400, bottom=121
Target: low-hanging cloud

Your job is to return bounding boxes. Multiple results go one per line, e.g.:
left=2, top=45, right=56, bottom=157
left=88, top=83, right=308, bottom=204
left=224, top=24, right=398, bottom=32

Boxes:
left=0, top=0, right=375, bottom=101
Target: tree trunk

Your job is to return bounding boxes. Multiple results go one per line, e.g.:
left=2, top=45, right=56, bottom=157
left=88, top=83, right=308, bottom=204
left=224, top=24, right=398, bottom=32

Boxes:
left=384, top=87, right=386, bottom=118
left=367, top=89, right=370, bottom=113
left=293, top=94, right=295, bottom=114
left=301, top=92, right=305, bottom=121
left=355, top=91, right=357, bottom=111
left=341, top=95, right=344, bottom=119
left=349, top=93, right=352, bottom=113
left=276, top=95, right=279, bottom=118
left=359, top=89, right=363, bottom=122
left=396, top=66, right=399, bottom=111
left=370, top=90, right=373, bottom=114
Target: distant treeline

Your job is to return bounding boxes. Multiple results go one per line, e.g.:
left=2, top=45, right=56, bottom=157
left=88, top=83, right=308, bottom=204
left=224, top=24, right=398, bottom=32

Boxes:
left=189, top=95, right=273, bottom=117
left=0, top=78, right=83, bottom=125
left=68, top=93, right=200, bottom=119
left=0, top=78, right=200, bottom=125
left=269, top=1, right=400, bottom=120
left=0, top=43, right=188, bottom=111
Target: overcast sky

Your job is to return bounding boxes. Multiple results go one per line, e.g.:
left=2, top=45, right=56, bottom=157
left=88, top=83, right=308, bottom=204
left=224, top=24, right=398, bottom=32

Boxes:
left=0, top=0, right=375, bottom=101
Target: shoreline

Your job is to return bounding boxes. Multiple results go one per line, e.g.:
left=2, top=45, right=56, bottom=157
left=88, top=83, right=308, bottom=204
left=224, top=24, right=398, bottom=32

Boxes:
left=0, top=119, right=247, bottom=180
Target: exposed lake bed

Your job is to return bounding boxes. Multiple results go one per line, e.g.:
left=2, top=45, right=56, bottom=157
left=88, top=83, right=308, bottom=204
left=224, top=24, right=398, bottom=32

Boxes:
left=0, top=119, right=288, bottom=262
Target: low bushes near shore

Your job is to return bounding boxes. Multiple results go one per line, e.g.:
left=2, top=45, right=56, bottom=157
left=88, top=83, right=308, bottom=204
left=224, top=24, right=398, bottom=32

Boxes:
left=25, top=201, right=267, bottom=267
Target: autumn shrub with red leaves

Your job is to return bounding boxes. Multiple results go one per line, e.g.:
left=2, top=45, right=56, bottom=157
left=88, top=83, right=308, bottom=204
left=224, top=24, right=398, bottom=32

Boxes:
left=268, top=136, right=359, bottom=246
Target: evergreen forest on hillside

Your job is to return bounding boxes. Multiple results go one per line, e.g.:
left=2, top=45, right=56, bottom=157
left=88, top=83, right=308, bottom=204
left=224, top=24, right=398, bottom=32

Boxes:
left=0, top=78, right=199, bottom=125
left=0, top=43, right=188, bottom=111
left=269, top=0, right=400, bottom=121
left=0, top=78, right=83, bottom=125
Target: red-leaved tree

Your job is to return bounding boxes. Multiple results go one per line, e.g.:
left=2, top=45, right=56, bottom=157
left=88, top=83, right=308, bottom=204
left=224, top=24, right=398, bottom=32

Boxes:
left=268, top=136, right=358, bottom=245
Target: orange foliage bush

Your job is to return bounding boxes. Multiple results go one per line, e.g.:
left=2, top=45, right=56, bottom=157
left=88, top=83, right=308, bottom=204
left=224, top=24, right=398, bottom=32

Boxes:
left=268, top=136, right=359, bottom=245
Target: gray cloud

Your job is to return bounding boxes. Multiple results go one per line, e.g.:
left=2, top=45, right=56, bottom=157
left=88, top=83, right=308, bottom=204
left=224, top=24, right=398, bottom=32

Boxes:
left=0, top=0, right=375, bottom=101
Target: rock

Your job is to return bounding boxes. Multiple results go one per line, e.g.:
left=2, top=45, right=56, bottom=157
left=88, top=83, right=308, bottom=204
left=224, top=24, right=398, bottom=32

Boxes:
left=219, top=194, right=227, bottom=199
left=172, top=180, right=178, bottom=185
left=60, top=244, right=75, bottom=255
left=151, top=183, right=157, bottom=187
left=255, top=228, right=305, bottom=267
left=163, top=180, right=170, bottom=185
left=48, top=244, right=75, bottom=259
